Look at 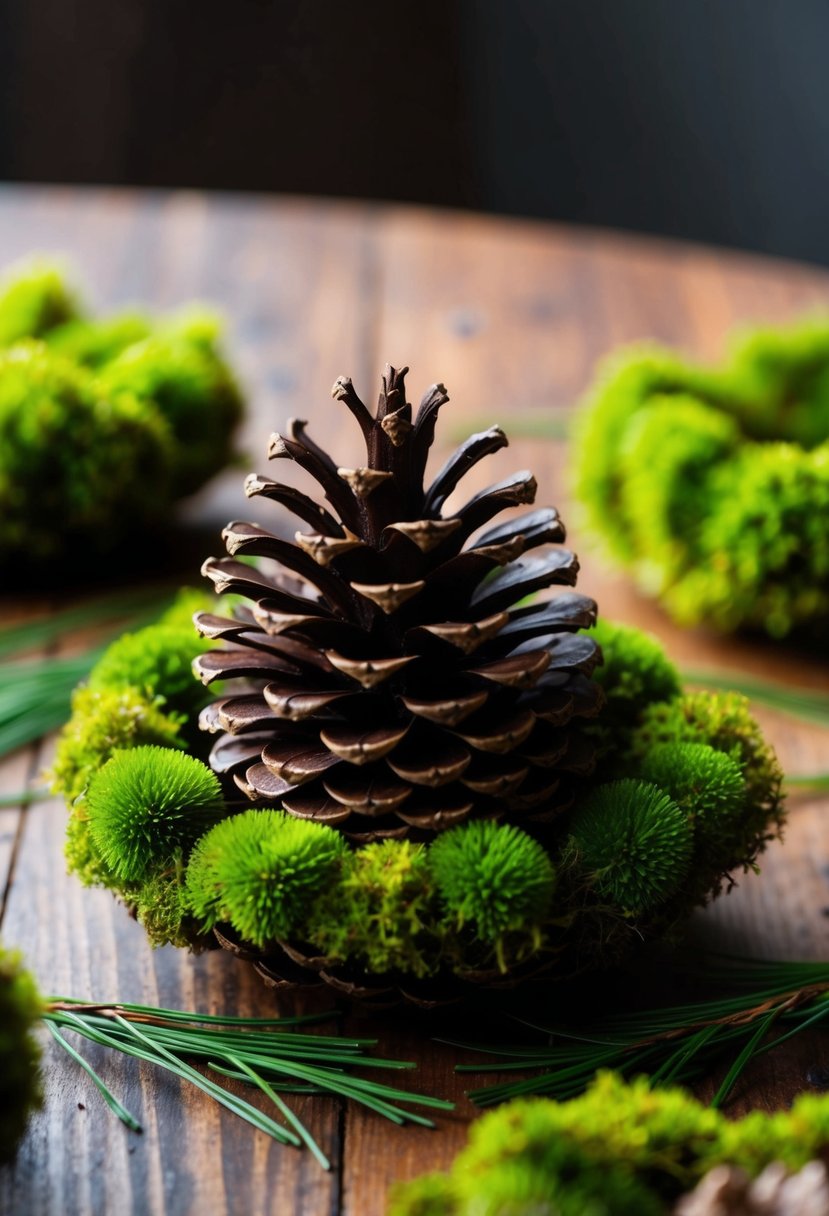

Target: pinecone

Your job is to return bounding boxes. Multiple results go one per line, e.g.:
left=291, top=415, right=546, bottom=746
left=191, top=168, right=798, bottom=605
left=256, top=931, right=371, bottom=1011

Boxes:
left=195, top=365, right=603, bottom=841
left=674, top=1162, right=829, bottom=1216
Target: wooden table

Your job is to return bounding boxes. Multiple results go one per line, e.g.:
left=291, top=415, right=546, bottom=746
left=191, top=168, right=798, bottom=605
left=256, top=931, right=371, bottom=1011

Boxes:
left=1, top=187, right=828, bottom=1216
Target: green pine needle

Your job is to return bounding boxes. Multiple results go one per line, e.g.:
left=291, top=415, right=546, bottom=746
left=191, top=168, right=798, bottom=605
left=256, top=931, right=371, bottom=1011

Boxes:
left=41, top=997, right=453, bottom=1167
left=0, top=586, right=174, bottom=662
left=682, top=669, right=829, bottom=729
left=0, top=588, right=180, bottom=761
left=449, top=958, right=829, bottom=1109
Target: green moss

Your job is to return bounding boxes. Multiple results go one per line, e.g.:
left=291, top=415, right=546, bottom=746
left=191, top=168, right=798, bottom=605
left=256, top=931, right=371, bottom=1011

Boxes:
left=0, top=261, right=81, bottom=347
left=632, top=692, right=785, bottom=868
left=0, top=263, right=244, bottom=571
left=569, top=779, right=692, bottom=913
left=0, top=945, right=43, bottom=1163
left=47, top=313, right=152, bottom=368
left=636, top=739, right=743, bottom=836
left=99, top=310, right=243, bottom=495
left=573, top=324, right=829, bottom=640
left=88, top=622, right=210, bottom=717
left=132, top=857, right=198, bottom=949
left=727, top=317, right=829, bottom=449
left=391, top=1072, right=829, bottom=1216
left=86, top=747, right=225, bottom=882
left=430, top=821, right=555, bottom=965
left=50, top=684, right=185, bottom=805
left=0, top=342, right=173, bottom=562
left=572, top=347, right=735, bottom=564
left=619, top=397, right=739, bottom=590
left=155, top=587, right=218, bottom=632
left=308, top=840, right=436, bottom=978
left=186, top=810, right=348, bottom=947
left=666, top=441, right=829, bottom=636
left=588, top=619, right=680, bottom=760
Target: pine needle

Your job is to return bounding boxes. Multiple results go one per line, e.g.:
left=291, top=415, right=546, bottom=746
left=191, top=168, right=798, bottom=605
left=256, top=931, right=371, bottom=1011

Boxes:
left=0, top=587, right=178, bottom=761
left=682, top=668, right=829, bottom=729
left=448, top=412, right=572, bottom=442
left=0, top=787, right=50, bottom=809
left=0, top=586, right=173, bottom=662
left=42, top=997, right=453, bottom=1166
left=447, top=958, right=829, bottom=1109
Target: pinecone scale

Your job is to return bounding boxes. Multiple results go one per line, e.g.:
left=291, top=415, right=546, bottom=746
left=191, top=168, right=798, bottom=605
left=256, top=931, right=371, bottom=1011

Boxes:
left=195, top=366, right=602, bottom=839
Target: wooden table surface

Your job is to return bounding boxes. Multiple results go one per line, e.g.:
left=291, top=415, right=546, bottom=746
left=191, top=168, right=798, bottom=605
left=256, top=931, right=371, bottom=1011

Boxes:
left=0, top=186, right=828, bottom=1216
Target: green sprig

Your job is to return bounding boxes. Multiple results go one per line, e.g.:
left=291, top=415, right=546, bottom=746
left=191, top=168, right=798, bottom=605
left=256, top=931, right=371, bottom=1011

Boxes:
left=449, top=957, right=829, bottom=1109
left=41, top=998, right=453, bottom=1168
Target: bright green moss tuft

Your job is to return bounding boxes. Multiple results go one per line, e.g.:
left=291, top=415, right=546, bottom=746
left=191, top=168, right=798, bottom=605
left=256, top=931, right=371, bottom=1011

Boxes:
left=99, top=311, right=243, bottom=495
left=86, top=747, right=225, bottom=883
left=632, top=692, right=785, bottom=868
left=308, top=840, right=436, bottom=977
left=186, top=810, right=348, bottom=947
left=0, top=945, right=43, bottom=1163
left=0, top=260, right=81, bottom=347
left=430, top=821, right=556, bottom=953
left=569, top=779, right=692, bottom=913
left=0, top=342, right=173, bottom=563
left=88, top=622, right=210, bottom=717
left=640, top=742, right=745, bottom=843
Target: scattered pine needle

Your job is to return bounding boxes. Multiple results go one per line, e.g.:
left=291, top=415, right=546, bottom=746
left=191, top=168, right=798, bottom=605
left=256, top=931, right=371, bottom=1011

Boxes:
left=0, top=787, right=50, bottom=809
left=0, top=588, right=176, bottom=761
left=42, top=998, right=453, bottom=1168
left=682, top=668, right=829, bottom=729
left=445, top=958, right=829, bottom=1110
left=0, top=586, right=174, bottom=662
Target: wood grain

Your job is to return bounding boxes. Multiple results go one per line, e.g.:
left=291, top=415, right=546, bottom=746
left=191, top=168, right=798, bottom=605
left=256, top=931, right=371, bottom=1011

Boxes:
left=0, top=187, right=827, bottom=1215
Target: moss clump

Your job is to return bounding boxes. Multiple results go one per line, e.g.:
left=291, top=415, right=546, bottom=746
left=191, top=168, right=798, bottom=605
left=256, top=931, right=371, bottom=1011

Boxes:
left=389, top=1072, right=829, bottom=1216
left=47, top=313, right=152, bottom=368
left=619, top=397, right=740, bottom=591
left=668, top=442, right=829, bottom=636
left=0, top=260, right=80, bottom=346
left=573, top=322, right=829, bottom=637
left=308, top=840, right=436, bottom=978
left=88, top=622, right=211, bottom=718
left=86, top=747, right=225, bottom=883
left=569, top=780, right=692, bottom=913
left=640, top=741, right=745, bottom=843
left=186, top=811, right=348, bottom=947
left=0, top=261, right=243, bottom=572
left=0, top=945, right=43, bottom=1164
left=99, top=311, right=243, bottom=495
left=131, top=857, right=198, bottom=949
left=50, top=685, right=185, bottom=806
left=430, top=821, right=556, bottom=967
left=0, top=342, right=173, bottom=563
left=588, top=618, right=681, bottom=760
left=632, top=691, right=785, bottom=868
left=727, top=317, right=829, bottom=449
left=573, top=347, right=735, bottom=565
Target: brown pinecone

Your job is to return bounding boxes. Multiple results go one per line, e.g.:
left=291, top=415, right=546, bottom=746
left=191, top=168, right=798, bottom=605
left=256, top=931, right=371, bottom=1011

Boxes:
left=674, top=1162, right=829, bottom=1216
left=194, top=365, right=603, bottom=840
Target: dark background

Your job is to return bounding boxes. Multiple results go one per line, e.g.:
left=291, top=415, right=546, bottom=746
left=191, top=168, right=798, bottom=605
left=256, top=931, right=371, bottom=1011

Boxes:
left=2, top=0, right=828, bottom=264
